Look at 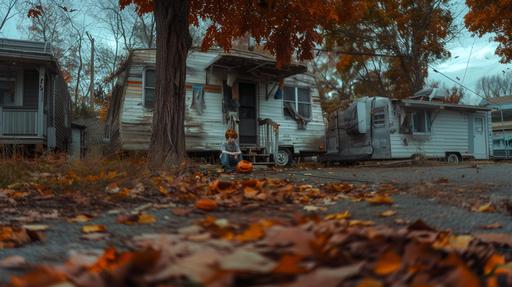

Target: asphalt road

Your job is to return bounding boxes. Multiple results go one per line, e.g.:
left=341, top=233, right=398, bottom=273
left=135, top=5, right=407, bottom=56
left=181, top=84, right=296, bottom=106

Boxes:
left=1, top=161, right=512, bottom=282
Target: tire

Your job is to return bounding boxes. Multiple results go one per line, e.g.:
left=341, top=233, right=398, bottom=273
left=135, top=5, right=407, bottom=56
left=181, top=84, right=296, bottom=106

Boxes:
left=446, top=153, right=461, bottom=164
left=275, top=148, right=293, bottom=166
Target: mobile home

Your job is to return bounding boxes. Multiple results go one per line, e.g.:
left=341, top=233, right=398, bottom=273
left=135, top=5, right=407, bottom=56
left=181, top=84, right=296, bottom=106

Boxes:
left=0, top=38, right=71, bottom=151
left=323, top=95, right=492, bottom=163
left=104, top=48, right=325, bottom=165
left=480, top=96, right=512, bottom=159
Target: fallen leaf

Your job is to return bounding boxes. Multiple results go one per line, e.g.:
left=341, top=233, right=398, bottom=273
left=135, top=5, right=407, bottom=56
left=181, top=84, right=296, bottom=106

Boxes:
left=289, top=262, right=363, bottom=287
left=81, top=225, right=106, bottom=233
left=0, top=255, right=26, bottom=268
left=379, top=210, right=397, bottom=217
left=273, top=254, right=307, bottom=274
left=80, top=233, right=109, bottom=241
left=474, top=233, right=512, bottom=247
left=68, top=214, right=92, bottom=223
left=474, top=202, right=496, bottom=213
left=243, top=187, right=259, bottom=199
left=195, top=198, right=218, bottom=211
left=325, top=211, right=351, bottom=220
left=171, top=207, right=192, bottom=216
left=303, top=205, right=325, bottom=212
left=356, top=277, right=383, bottom=287
left=485, top=254, right=506, bottom=275
left=21, top=224, right=48, bottom=232
left=348, top=220, right=375, bottom=227
left=105, top=182, right=120, bottom=193
left=480, top=223, right=503, bottom=230
left=137, top=213, right=157, bottom=224
left=366, top=194, right=394, bottom=205
left=219, top=250, right=276, bottom=272
left=374, top=250, right=402, bottom=275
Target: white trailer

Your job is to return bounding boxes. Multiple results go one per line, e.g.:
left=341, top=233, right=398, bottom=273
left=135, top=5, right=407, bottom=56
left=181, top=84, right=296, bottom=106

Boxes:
left=323, top=96, right=492, bottom=163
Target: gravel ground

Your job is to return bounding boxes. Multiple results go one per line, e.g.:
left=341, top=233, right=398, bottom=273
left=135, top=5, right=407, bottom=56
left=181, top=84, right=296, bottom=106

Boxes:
left=2, top=161, right=512, bottom=281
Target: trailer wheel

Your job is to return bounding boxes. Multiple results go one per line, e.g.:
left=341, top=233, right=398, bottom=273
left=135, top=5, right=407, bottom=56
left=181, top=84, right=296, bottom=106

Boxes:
left=446, top=153, right=461, bottom=164
left=276, top=148, right=293, bottom=166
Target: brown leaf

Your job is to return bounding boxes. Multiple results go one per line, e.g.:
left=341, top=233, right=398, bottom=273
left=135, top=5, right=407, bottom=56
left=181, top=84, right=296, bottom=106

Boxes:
left=324, top=211, right=351, bottom=220
left=474, top=233, right=512, bottom=247
left=366, top=194, right=394, bottom=205
left=219, top=250, right=276, bottom=272
left=473, top=202, right=496, bottom=213
left=0, top=255, right=26, bottom=268
left=480, top=223, right=503, bottom=230
left=8, top=267, right=68, bottom=287
left=379, top=210, right=397, bottom=217
left=374, top=250, right=402, bottom=275
left=273, top=254, right=306, bottom=274
left=288, top=262, right=363, bottom=287
left=356, top=277, right=383, bottom=287
left=68, top=214, right=92, bottom=223
left=171, top=207, right=192, bottom=216
left=195, top=198, right=218, bottom=211
left=81, top=225, right=106, bottom=233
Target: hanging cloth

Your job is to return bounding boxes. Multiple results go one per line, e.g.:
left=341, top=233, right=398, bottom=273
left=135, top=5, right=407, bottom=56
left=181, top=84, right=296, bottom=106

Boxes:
left=190, top=84, right=205, bottom=114
left=284, top=101, right=308, bottom=130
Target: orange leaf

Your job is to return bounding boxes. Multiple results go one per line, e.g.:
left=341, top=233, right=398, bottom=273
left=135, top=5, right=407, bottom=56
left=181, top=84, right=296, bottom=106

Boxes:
left=367, top=195, right=394, bottom=205
left=374, top=250, right=402, bottom=275
left=195, top=198, right=218, bottom=211
left=81, top=225, right=106, bottom=233
left=273, top=254, right=306, bottom=274
left=137, top=213, right=156, bottom=224
left=356, top=277, right=383, bottom=287
left=324, top=211, right=351, bottom=220
left=379, top=210, right=397, bottom=217
left=485, top=254, right=506, bottom=275
left=244, top=187, right=259, bottom=199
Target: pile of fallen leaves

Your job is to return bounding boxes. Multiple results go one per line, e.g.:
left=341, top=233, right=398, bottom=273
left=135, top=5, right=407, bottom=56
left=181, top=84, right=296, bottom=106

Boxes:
left=6, top=216, right=512, bottom=287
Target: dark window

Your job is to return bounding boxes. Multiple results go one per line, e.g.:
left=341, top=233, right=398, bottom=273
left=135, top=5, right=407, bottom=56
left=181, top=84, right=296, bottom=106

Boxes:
left=412, top=110, right=431, bottom=133
left=144, top=69, right=156, bottom=108
left=372, top=107, right=386, bottom=127
left=282, top=86, right=311, bottom=119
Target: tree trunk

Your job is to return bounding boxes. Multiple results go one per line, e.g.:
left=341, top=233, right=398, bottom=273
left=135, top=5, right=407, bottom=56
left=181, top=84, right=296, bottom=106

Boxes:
left=149, top=0, right=192, bottom=170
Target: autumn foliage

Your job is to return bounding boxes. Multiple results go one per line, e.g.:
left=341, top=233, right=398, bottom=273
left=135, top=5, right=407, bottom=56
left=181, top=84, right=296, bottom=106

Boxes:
left=465, top=0, right=512, bottom=63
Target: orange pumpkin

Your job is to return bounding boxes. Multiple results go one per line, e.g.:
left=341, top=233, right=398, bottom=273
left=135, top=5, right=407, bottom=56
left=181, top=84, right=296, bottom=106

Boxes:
left=236, top=160, right=253, bottom=173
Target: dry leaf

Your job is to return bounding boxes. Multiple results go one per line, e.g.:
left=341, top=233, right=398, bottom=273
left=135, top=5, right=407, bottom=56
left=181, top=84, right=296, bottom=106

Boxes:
left=289, top=262, right=363, bottom=287
left=68, top=214, right=92, bottom=223
left=195, top=198, right=218, bottom=211
left=137, top=213, right=157, bottom=224
left=474, top=202, right=496, bottom=213
left=480, top=223, right=503, bottom=230
left=485, top=254, right=506, bottom=275
left=22, top=224, right=48, bottom=232
left=356, top=277, right=383, bottom=287
left=379, top=210, right=397, bottom=217
left=219, top=250, right=276, bottom=272
left=475, top=233, right=512, bottom=247
left=374, top=250, right=402, bottom=275
left=81, top=225, right=106, bottom=233
left=0, top=255, right=26, bottom=268
left=325, top=211, right=351, bottom=220
left=273, top=254, right=306, bottom=274
left=366, top=195, right=394, bottom=205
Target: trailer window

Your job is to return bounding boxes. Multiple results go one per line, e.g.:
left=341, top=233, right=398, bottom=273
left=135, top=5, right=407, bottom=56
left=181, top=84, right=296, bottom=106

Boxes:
left=412, top=110, right=431, bottom=133
left=372, top=107, right=386, bottom=127
left=283, top=86, right=311, bottom=119
left=144, top=69, right=156, bottom=108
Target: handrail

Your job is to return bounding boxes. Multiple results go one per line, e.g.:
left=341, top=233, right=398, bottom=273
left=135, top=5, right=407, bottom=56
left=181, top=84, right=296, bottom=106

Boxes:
left=258, top=118, right=280, bottom=163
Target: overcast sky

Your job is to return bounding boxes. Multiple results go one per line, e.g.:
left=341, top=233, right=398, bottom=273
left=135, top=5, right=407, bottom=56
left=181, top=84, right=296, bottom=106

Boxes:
left=1, top=1, right=511, bottom=105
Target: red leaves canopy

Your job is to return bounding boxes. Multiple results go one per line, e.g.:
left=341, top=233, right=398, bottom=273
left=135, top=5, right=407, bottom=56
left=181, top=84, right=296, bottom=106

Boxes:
left=465, top=0, right=512, bottom=63
left=119, top=0, right=352, bottom=66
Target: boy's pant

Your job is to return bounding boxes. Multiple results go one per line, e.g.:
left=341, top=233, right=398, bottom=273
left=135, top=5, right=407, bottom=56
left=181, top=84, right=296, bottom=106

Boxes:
left=220, top=153, right=241, bottom=171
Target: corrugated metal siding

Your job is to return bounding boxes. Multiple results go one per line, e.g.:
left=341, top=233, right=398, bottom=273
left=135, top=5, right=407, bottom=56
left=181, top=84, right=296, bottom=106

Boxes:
left=119, top=49, right=325, bottom=152
left=390, top=110, right=470, bottom=158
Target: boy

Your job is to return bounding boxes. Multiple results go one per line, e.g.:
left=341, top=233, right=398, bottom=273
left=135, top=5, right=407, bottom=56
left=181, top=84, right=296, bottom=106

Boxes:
left=220, top=128, right=242, bottom=172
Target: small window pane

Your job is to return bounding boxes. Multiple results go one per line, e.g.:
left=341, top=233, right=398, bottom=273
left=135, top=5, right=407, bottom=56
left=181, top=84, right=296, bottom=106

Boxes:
left=298, top=103, right=311, bottom=118
left=413, top=111, right=426, bottom=133
left=0, top=80, right=16, bottom=106
left=145, top=69, right=156, bottom=88
left=283, top=86, right=295, bottom=101
left=145, top=88, right=155, bottom=108
left=297, top=88, right=310, bottom=102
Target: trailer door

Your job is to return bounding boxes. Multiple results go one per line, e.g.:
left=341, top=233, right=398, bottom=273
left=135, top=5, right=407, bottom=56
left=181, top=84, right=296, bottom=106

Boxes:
left=472, top=115, right=488, bottom=159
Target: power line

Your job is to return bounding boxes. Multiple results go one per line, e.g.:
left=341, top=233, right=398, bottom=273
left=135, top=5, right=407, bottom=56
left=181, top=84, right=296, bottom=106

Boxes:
left=428, top=64, right=484, bottom=100
left=462, top=37, right=476, bottom=84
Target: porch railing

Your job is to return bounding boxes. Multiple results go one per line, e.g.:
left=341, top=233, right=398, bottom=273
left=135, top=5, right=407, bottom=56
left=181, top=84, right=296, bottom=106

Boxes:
left=258, top=118, right=280, bottom=160
left=0, top=107, right=39, bottom=136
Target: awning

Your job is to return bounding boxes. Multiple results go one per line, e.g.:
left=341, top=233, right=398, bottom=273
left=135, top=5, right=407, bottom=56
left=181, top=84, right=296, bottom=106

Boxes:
left=205, top=49, right=307, bottom=81
left=394, top=99, right=491, bottom=112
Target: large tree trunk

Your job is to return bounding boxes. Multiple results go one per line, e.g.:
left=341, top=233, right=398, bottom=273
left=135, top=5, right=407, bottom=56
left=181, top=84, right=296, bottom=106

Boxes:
left=149, top=0, right=192, bottom=170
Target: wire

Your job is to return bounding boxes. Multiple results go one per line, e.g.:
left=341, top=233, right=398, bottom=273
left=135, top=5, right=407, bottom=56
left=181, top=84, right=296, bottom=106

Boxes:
left=462, top=37, right=476, bottom=84
left=428, top=64, right=484, bottom=100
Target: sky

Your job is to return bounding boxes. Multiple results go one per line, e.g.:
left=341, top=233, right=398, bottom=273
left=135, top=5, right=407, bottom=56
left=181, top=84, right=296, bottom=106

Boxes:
left=1, top=1, right=511, bottom=105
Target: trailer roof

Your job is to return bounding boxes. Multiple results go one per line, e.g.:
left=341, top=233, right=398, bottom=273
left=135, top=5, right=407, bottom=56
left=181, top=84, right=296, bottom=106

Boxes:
left=395, top=99, right=491, bottom=112
left=0, top=38, right=57, bottom=64
left=205, top=48, right=307, bottom=81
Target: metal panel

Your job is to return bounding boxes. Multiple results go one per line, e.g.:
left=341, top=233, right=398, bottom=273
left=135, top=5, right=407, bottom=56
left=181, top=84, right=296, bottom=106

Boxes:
left=2, top=108, right=38, bottom=135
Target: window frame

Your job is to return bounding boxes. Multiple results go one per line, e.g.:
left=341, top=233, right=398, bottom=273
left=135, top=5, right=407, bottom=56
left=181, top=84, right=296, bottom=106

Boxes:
left=0, top=69, right=23, bottom=107
left=142, top=67, right=156, bottom=109
left=411, top=110, right=432, bottom=135
left=282, top=86, right=311, bottom=120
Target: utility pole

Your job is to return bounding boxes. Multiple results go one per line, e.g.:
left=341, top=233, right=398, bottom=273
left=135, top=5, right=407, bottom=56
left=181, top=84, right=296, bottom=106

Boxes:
left=86, top=32, right=94, bottom=109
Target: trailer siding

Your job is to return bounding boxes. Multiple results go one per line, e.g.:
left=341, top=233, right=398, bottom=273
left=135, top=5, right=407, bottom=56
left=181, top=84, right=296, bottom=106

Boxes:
left=117, top=49, right=325, bottom=153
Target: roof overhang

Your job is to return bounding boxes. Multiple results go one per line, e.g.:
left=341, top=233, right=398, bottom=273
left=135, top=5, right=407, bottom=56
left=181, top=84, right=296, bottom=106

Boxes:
left=394, top=99, right=491, bottom=112
left=0, top=38, right=58, bottom=71
left=205, top=49, right=307, bottom=81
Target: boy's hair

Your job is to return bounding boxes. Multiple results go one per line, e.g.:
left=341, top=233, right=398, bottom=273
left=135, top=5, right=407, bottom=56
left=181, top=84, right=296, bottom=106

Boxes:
left=225, top=128, right=238, bottom=139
